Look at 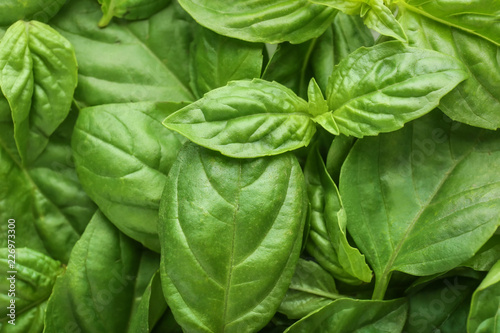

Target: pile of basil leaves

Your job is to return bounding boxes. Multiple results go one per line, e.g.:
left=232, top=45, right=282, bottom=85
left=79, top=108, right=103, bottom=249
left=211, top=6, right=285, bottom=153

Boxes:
left=1, top=0, right=499, bottom=332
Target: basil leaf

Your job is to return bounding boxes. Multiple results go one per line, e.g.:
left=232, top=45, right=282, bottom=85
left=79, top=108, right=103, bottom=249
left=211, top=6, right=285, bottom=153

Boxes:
left=159, top=143, right=307, bottom=332
left=0, top=301, right=46, bottom=332
left=190, top=26, right=263, bottom=99
left=311, top=12, right=374, bottom=93
left=399, top=9, right=500, bottom=130
left=316, top=41, right=468, bottom=137
left=0, top=248, right=63, bottom=325
left=325, top=134, right=355, bottom=184
left=164, top=79, right=316, bottom=158
left=0, top=20, right=77, bottom=165
left=97, top=0, right=171, bottom=27
left=400, top=0, right=500, bottom=46
left=262, top=40, right=317, bottom=99
left=50, top=0, right=195, bottom=107
left=0, top=0, right=66, bottom=26
left=468, top=260, right=500, bottom=333
left=0, top=109, right=95, bottom=263
left=405, top=275, right=478, bottom=333
left=463, top=234, right=500, bottom=272
left=284, top=298, right=408, bottom=332
left=44, top=211, right=151, bottom=333
left=72, top=102, right=186, bottom=252
left=278, top=259, right=342, bottom=319
left=304, top=144, right=372, bottom=284
left=340, top=111, right=500, bottom=300
left=177, top=0, right=337, bottom=44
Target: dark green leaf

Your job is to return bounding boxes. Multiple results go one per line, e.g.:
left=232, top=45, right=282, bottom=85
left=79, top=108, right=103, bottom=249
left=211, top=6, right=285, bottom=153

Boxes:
left=177, top=0, right=337, bottom=44
left=164, top=79, right=316, bottom=158
left=463, top=233, right=500, bottom=272
left=340, top=111, right=500, bottom=299
left=284, top=298, right=408, bottom=332
left=316, top=41, right=468, bottom=137
left=159, top=143, right=307, bottom=332
left=72, top=102, right=186, bottom=251
left=0, top=0, right=66, bottom=26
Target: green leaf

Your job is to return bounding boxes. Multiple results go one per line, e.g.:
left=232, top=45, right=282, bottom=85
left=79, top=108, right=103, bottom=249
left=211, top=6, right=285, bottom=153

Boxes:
left=468, top=260, right=500, bottom=333
left=0, top=20, right=77, bottom=165
left=98, top=0, right=171, bottom=27
left=72, top=102, right=186, bottom=251
left=50, top=0, right=195, bottom=107
left=310, top=0, right=364, bottom=16
left=190, top=26, right=263, bottom=99
left=278, top=259, right=342, bottom=319
left=262, top=39, right=317, bottom=99
left=177, top=0, right=337, bottom=44
left=311, top=12, right=374, bottom=93
left=0, top=0, right=66, bottom=26
left=361, top=0, right=407, bottom=42
left=405, top=276, right=478, bottom=333
left=304, top=144, right=372, bottom=284
left=316, top=41, right=468, bottom=137
left=399, top=9, right=500, bottom=130
left=307, top=78, right=329, bottom=117
left=400, top=0, right=500, bottom=46
left=284, top=298, right=408, bottom=332
left=44, top=211, right=152, bottom=333
left=159, top=143, right=307, bottom=332
left=0, top=248, right=63, bottom=325
left=0, top=301, right=47, bottom=333
left=164, top=79, right=316, bottom=158
left=463, top=233, right=500, bottom=272
left=340, top=111, right=500, bottom=300
left=325, top=134, right=355, bottom=184
left=128, top=271, right=169, bottom=333
left=0, top=109, right=96, bottom=263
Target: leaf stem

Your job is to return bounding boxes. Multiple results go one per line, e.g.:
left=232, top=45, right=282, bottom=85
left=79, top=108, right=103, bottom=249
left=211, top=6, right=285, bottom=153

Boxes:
left=372, top=272, right=391, bottom=300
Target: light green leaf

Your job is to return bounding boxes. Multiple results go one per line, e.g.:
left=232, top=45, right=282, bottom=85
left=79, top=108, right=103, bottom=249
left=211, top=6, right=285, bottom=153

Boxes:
left=304, top=144, right=372, bottom=284
left=340, top=111, right=500, bottom=300
left=307, top=78, right=329, bottom=117
left=463, top=233, right=500, bottom=272
left=284, top=298, right=407, bottom=332
left=0, top=248, right=63, bottom=327
left=0, top=20, right=77, bottom=165
left=310, top=0, right=364, bottom=16
left=400, top=0, right=500, bottom=46
left=361, top=0, right=407, bottom=42
left=399, top=9, right=500, bottom=130
left=311, top=12, right=374, bottom=93
left=159, top=143, right=307, bottom=333
left=72, top=102, right=186, bottom=252
left=50, top=0, right=195, bottom=107
left=0, top=109, right=96, bottom=263
left=177, top=0, right=337, bottom=44
left=98, top=0, right=171, bottom=27
left=318, top=41, right=468, bottom=137
left=468, top=260, right=500, bottom=333
left=405, top=275, right=478, bottom=333
left=278, top=259, right=342, bottom=319
left=44, top=211, right=155, bottom=333
left=190, top=26, right=263, bottom=99
left=0, top=301, right=46, bottom=333
left=0, top=0, right=66, bottom=26
left=164, top=79, right=316, bottom=158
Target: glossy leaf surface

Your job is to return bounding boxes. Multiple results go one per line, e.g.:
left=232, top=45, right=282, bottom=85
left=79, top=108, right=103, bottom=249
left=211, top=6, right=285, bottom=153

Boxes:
left=399, top=9, right=500, bottom=130
left=98, top=0, right=171, bottom=27
left=400, top=0, right=500, bottom=46
left=177, top=0, right=337, bottom=44
left=0, top=20, right=77, bottom=165
left=190, top=27, right=263, bottom=99
left=44, top=211, right=149, bottom=333
left=340, top=111, right=500, bottom=299
left=304, top=145, right=372, bottom=284
left=278, top=259, right=341, bottom=319
left=285, top=298, right=407, bottom=332
left=468, top=260, right=500, bottom=333
left=159, top=143, right=307, bottom=332
left=51, top=0, right=195, bottom=107
left=317, top=41, right=468, bottom=137
left=164, top=79, right=316, bottom=158
left=72, top=102, right=186, bottom=251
